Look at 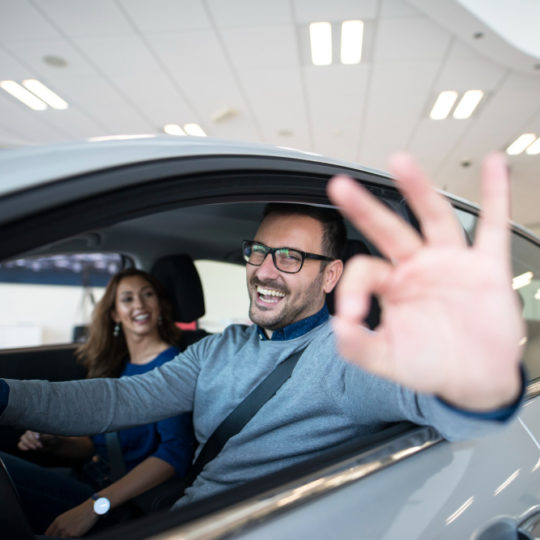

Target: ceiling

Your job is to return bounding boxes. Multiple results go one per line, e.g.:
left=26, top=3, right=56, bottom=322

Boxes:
left=0, top=0, right=539, bottom=234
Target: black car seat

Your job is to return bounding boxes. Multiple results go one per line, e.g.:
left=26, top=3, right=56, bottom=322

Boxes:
left=326, top=239, right=381, bottom=330
left=150, top=254, right=210, bottom=347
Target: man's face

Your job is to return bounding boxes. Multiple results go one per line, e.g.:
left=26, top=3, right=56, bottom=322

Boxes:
left=246, top=213, right=328, bottom=332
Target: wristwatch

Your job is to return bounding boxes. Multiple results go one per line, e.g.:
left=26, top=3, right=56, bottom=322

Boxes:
left=91, top=493, right=111, bottom=516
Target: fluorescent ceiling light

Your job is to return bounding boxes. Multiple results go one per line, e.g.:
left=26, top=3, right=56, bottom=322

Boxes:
left=309, top=22, right=332, bottom=66
left=340, top=20, right=363, bottom=64
left=0, top=80, right=47, bottom=110
left=430, top=91, right=458, bottom=120
left=512, top=271, right=533, bottom=290
left=453, top=90, right=483, bottom=119
left=525, top=137, right=540, bottom=155
left=184, top=123, right=206, bottom=136
left=22, top=79, right=68, bottom=110
left=506, top=133, right=536, bottom=155
left=88, top=134, right=155, bottom=142
left=163, top=124, right=186, bottom=136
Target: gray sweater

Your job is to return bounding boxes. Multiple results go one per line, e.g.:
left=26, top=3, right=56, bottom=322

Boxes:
left=1, top=320, right=507, bottom=506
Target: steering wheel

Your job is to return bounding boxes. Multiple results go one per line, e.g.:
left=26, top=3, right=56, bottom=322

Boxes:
left=0, top=456, right=35, bottom=539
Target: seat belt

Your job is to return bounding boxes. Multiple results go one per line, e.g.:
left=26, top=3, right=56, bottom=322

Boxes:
left=105, top=431, right=127, bottom=481
left=184, top=347, right=306, bottom=488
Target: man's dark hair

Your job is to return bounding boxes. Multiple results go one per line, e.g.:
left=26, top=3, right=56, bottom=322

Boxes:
left=262, top=203, right=347, bottom=260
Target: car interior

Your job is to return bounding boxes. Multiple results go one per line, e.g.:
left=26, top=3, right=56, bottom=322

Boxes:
left=2, top=177, right=538, bottom=538
left=0, top=194, right=403, bottom=536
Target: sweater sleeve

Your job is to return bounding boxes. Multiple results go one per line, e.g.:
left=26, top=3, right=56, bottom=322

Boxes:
left=0, top=344, right=203, bottom=435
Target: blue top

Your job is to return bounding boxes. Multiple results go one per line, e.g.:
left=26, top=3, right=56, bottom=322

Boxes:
left=91, top=346, right=195, bottom=476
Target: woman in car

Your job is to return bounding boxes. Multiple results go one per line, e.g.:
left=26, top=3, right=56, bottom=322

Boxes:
left=1, top=268, right=195, bottom=537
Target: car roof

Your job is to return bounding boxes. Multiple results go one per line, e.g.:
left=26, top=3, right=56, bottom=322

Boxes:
left=0, top=135, right=385, bottom=197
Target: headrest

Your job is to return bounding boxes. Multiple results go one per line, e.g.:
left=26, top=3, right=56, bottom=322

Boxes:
left=326, top=238, right=381, bottom=330
left=150, top=254, right=205, bottom=323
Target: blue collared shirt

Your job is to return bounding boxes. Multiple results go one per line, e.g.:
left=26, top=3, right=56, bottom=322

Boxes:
left=257, top=304, right=329, bottom=341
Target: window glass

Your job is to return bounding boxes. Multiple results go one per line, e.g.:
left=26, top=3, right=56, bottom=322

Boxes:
left=456, top=208, right=540, bottom=381
left=194, top=260, right=251, bottom=333
left=511, top=234, right=540, bottom=380
left=0, top=254, right=123, bottom=349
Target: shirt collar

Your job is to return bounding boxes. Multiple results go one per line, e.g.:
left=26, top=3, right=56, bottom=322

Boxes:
left=257, top=304, right=329, bottom=341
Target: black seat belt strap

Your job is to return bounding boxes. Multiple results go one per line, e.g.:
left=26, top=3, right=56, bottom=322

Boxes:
left=105, top=431, right=127, bottom=481
left=184, top=347, right=306, bottom=488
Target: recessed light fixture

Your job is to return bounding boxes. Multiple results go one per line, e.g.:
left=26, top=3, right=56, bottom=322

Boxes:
left=184, top=123, right=206, bottom=136
left=429, top=91, right=458, bottom=120
left=506, top=133, right=537, bottom=155
left=211, top=107, right=238, bottom=123
left=525, top=137, right=540, bottom=155
left=309, top=22, right=332, bottom=66
left=0, top=80, right=47, bottom=110
left=452, top=90, right=483, bottom=119
left=512, top=271, right=533, bottom=290
left=88, top=134, right=156, bottom=142
left=340, top=20, right=363, bottom=64
left=22, top=79, right=68, bottom=110
left=163, top=124, right=186, bottom=136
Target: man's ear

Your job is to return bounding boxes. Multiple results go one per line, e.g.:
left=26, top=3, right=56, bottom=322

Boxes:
left=323, top=259, right=344, bottom=294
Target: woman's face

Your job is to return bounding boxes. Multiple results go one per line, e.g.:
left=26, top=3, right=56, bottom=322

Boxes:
left=111, top=275, right=161, bottom=339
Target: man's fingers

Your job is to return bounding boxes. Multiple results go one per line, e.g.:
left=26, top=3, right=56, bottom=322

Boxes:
left=388, top=152, right=466, bottom=248
left=474, top=153, right=511, bottom=259
left=327, top=175, right=422, bottom=261
left=334, top=255, right=392, bottom=323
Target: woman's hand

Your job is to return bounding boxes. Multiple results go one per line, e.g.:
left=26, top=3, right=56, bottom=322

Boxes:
left=17, top=430, right=58, bottom=452
left=44, top=499, right=98, bottom=538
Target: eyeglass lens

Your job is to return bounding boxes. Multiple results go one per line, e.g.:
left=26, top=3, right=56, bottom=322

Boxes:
left=244, top=242, right=303, bottom=272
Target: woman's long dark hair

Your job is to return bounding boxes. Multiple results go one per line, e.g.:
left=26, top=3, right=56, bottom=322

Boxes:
left=76, top=268, right=183, bottom=378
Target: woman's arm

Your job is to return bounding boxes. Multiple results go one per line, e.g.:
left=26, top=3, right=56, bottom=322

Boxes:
left=44, top=456, right=176, bottom=537
left=17, top=430, right=95, bottom=460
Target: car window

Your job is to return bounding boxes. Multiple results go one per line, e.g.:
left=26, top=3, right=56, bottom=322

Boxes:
left=0, top=254, right=124, bottom=349
left=456, top=208, right=540, bottom=381
left=195, top=260, right=251, bottom=333
left=511, top=233, right=540, bottom=381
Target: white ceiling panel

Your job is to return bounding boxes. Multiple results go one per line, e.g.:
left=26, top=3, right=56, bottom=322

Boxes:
left=374, top=17, right=451, bottom=61
left=208, top=0, right=292, bottom=26
left=379, top=0, right=420, bottom=18
left=168, top=69, right=249, bottom=125
left=293, top=0, right=378, bottom=23
left=0, top=0, right=61, bottom=41
left=119, top=0, right=212, bottom=31
left=32, top=0, right=134, bottom=37
left=220, top=25, right=299, bottom=69
left=0, top=46, right=34, bottom=80
left=146, top=30, right=230, bottom=72
left=2, top=39, right=99, bottom=79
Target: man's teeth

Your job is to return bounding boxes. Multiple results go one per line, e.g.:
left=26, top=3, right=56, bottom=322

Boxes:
left=257, top=286, right=285, bottom=297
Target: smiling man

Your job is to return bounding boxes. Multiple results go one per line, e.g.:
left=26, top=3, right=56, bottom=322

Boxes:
left=245, top=204, right=344, bottom=336
left=0, top=153, right=525, bottom=517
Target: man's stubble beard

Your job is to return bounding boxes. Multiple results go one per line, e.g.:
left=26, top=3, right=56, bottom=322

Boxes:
left=248, top=270, right=325, bottom=331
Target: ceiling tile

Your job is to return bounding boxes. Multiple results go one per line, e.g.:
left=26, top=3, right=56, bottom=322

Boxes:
left=220, top=25, right=299, bottom=69
left=118, top=0, right=211, bottom=31
left=293, top=0, right=378, bottom=23
left=0, top=0, right=61, bottom=41
left=33, top=0, right=133, bottom=37
left=208, top=0, right=292, bottom=26
left=146, top=30, right=230, bottom=72
left=374, top=17, right=451, bottom=61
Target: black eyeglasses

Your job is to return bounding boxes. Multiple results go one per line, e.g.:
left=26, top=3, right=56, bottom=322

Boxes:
left=242, top=240, right=334, bottom=274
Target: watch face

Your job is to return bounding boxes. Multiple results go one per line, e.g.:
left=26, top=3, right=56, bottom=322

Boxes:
left=93, top=497, right=111, bottom=515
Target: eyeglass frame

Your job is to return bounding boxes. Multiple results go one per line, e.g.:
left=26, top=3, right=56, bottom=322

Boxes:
left=242, top=240, right=334, bottom=274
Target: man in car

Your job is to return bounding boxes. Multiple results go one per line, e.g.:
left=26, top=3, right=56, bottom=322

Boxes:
left=0, top=152, right=524, bottom=515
